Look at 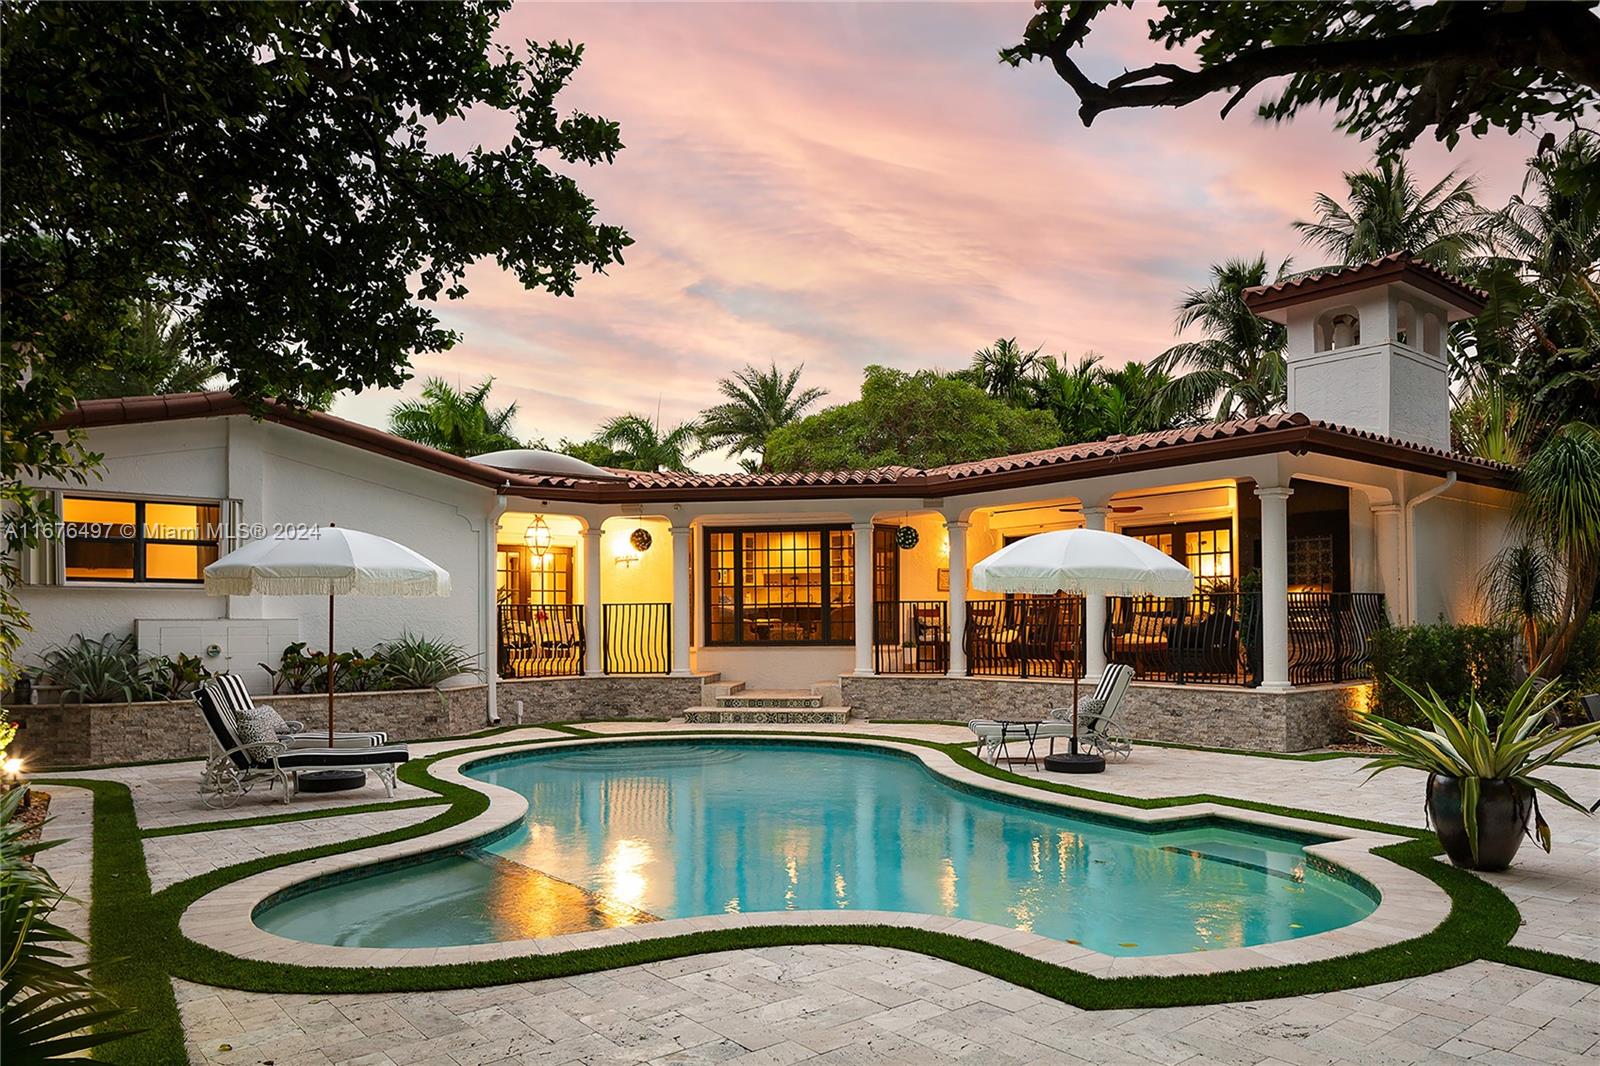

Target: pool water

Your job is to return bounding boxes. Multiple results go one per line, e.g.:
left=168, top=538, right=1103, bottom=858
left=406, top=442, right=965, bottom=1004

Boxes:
left=256, top=741, right=1377, bottom=956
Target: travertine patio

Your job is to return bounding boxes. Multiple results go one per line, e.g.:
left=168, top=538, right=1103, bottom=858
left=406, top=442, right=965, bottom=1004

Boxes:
left=36, top=720, right=1600, bottom=1064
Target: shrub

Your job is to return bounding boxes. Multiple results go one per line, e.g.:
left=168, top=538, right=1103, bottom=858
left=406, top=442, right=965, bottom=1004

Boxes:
left=260, top=642, right=384, bottom=695
left=140, top=652, right=214, bottom=701
left=1368, top=622, right=1519, bottom=726
left=372, top=633, right=475, bottom=690
left=1558, top=615, right=1600, bottom=720
left=37, top=634, right=144, bottom=703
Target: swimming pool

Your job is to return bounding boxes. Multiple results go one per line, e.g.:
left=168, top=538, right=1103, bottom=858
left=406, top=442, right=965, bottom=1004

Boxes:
left=255, top=740, right=1378, bottom=957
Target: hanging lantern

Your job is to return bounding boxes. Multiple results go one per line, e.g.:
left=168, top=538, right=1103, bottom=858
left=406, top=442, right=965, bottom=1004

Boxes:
left=524, top=515, right=552, bottom=557
left=895, top=525, right=919, bottom=550
left=629, top=528, right=653, bottom=552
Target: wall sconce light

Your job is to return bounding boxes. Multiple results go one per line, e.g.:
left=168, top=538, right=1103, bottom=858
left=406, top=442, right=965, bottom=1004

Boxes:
left=614, top=549, right=642, bottom=568
left=524, top=515, right=551, bottom=557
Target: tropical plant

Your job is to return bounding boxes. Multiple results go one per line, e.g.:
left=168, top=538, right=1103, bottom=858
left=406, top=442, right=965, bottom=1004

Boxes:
left=1498, top=422, right=1600, bottom=675
left=1151, top=255, right=1290, bottom=421
left=1293, top=157, right=1480, bottom=270
left=592, top=414, right=698, bottom=473
left=389, top=377, right=526, bottom=457
left=1480, top=544, right=1558, bottom=674
left=969, top=338, right=1044, bottom=408
left=36, top=634, right=144, bottom=704
left=373, top=634, right=475, bottom=689
left=1451, top=371, right=1531, bottom=465
left=1368, top=622, right=1519, bottom=726
left=1028, top=353, right=1109, bottom=443
left=1354, top=672, right=1600, bottom=862
left=1, top=788, right=135, bottom=1061
left=765, top=365, right=1062, bottom=472
left=696, top=362, right=827, bottom=470
left=71, top=300, right=217, bottom=400
left=139, top=652, right=215, bottom=702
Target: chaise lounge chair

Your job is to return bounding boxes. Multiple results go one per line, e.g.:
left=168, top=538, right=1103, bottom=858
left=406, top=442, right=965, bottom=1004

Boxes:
left=195, top=679, right=409, bottom=808
left=208, top=672, right=389, bottom=748
left=1036, top=662, right=1135, bottom=761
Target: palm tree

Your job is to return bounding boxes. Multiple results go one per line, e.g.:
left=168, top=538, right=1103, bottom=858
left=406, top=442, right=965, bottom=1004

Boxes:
left=75, top=301, right=216, bottom=398
left=595, top=413, right=698, bottom=472
left=697, top=362, right=827, bottom=470
left=969, top=338, right=1043, bottom=408
left=389, top=377, right=525, bottom=457
left=1151, top=255, right=1290, bottom=421
left=1029, top=353, right=1107, bottom=443
left=1097, top=359, right=1196, bottom=437
left=1293, top=157, right=1480, bottom=270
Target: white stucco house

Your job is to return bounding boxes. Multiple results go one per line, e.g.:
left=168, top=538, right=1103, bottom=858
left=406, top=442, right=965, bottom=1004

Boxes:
left=11, top=255, right=1517, bottom=751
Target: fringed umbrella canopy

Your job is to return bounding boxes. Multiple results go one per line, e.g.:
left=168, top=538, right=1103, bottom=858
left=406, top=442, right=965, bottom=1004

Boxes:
left=204, top=527, right=450, bottom=598
left=972, top=528, right=1193, bottom=598
left=205, top=527, right=450, bottom=744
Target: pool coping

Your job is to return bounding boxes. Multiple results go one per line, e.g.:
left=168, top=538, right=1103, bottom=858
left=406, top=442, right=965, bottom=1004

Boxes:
left=177, top=735, right=1451, bottom=979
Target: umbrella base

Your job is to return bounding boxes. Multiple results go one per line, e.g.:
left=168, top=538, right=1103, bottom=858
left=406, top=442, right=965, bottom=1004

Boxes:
left=1043, top=752, right=1106, bottom=774
left=296, top=769, right=367, bottom=794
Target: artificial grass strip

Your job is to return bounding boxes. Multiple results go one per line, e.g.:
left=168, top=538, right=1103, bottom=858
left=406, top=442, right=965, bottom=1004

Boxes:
left=35, top=777, right=188, bottom=1063
left=141, top=795, right=450, bottom=838
left=1486, top=944, right=1600, bottom=986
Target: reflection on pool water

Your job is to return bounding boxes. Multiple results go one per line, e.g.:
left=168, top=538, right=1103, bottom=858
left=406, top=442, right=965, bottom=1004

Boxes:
left=255, top=741, right=1378, bottom=956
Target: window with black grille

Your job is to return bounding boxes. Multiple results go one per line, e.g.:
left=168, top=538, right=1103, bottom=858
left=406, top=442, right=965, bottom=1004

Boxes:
left=703, top=526, right=854, bottom=644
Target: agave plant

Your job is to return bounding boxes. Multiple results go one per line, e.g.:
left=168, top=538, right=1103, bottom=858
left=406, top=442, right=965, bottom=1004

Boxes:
left=373, top=633, right=475, bottom=690
left=1, top=788, right=136, bottom=1060
left=1354, top=671, right=1600, bottom=861
left=36, top=634, right=146, bottom=703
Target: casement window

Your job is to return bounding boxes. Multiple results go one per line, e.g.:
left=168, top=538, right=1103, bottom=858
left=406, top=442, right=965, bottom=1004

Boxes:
left=704, top=526, right=855, bottom=645
left=60, top=495, right=222, bottom=584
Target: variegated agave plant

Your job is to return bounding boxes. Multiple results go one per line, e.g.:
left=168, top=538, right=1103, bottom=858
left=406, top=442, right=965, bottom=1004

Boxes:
left=1353, top=671, right=1600, bottom=860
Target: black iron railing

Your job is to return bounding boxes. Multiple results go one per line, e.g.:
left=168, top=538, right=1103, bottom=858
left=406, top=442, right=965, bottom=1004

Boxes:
left=1106, top=593, right=1261, bottom=685
left=966, top=596, right=1084, bottom=679
left=498, top=603, right=585, bottom=678
left=1102, top=591, right=1385, bottom=686
left=873, top=600, right=949, bottom=674
left=1289, top=592, right=1386, bottom=684
left=603, top=602, right=672, bottom=674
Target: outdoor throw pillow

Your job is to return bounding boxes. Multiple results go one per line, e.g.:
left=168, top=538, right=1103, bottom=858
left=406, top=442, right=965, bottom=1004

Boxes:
left=1076, top=696, right=1107, bottom=730
left=256, top=705, right=296, bottom=735
left=233, top=708, right=285, bottom=758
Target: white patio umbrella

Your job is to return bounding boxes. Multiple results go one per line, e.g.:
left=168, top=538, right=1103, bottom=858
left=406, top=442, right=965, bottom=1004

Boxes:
left=971, top=528, right=1193, bottom=760
left=204, top=526, right=451, bottom=744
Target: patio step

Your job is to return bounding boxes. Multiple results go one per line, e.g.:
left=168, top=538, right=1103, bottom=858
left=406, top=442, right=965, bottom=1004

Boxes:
left=702, top=680, right=746, bottom=701
left=682, top=705, right=851, bottom=725
left=716, top=689, right=822, bottom=709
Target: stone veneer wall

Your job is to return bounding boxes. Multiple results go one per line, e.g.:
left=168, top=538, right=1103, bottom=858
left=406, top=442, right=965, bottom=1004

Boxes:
left=7, top=674, right=707, bottom=767
left=840, top=675, right=1369, bottom=752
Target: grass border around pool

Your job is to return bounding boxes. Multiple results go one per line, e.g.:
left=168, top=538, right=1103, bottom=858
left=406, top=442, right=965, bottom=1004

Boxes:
left=35, top=728, right=1600, bottom=1062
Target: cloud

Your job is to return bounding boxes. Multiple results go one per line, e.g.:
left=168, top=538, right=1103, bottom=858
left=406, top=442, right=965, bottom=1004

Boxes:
left=335, top=2, right=1537, bottom=471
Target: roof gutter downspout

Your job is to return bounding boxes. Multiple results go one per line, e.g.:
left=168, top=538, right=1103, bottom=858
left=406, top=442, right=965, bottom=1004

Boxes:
left=1403, top=471, right=1456, bottom=624
left=485, top=490, right=509, bottom=724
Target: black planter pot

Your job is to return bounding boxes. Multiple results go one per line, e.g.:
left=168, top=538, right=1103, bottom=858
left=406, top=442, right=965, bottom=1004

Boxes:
left=1427, top=775, right=1534, bottom=872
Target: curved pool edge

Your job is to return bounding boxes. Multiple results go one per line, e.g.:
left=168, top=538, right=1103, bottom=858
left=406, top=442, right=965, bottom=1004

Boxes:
left=178, top=734, right=1451, bottom=979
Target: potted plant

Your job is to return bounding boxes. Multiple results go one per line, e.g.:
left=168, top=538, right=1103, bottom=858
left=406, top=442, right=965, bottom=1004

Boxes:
left=1354, top=671, right=1600, bottom=871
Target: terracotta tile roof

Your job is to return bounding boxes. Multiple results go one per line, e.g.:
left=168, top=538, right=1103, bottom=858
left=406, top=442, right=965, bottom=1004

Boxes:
left=49, top=391, right=1517, bottom=499
left=1243, top=253, right=1488, bottom=317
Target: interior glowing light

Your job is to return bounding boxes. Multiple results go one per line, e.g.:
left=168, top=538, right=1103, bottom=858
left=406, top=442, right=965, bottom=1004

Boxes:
left=524, top=515, right=552, bottom=557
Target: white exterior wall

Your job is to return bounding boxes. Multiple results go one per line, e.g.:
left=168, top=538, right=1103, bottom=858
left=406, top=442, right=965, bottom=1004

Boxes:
left=694, top=646, right=854, bottom=691
left=1409, top=492, right=1515, bottom=624
left=17, top=416, right=496, bottom=692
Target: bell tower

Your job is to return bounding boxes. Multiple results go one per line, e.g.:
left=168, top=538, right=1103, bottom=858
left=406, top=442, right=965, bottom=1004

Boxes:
left=1244, top=254, right=1485, bottom=453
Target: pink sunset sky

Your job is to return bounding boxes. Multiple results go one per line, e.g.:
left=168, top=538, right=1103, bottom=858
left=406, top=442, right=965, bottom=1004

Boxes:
left=332, top=2, right=1538, bottom=471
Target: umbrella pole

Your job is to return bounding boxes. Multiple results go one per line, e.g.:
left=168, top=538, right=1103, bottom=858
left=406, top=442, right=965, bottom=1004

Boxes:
left=327, top=593, right=335, bottom=745
left=1070, top=667, right=1080, bottom=756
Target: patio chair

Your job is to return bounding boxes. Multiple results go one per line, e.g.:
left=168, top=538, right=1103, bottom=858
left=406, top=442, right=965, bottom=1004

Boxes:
left=209, top=672, right=389, bottom=748
left=967, top=719, right=1008, bottom=764
left=195, top=681, right=409, bottom=808
left=1037, top=663, right=1135, bottom=761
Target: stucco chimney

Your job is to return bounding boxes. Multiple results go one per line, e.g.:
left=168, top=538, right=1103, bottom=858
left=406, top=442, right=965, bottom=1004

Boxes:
left=1244, top=254, right=1486, bottom=452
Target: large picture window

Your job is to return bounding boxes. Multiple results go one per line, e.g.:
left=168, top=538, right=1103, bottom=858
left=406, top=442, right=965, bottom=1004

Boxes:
left=61, top=496, right=221, bottom=584
left=1125, top=519, right=1233, bottom=591
left=704, top=526, right=854, bottom=645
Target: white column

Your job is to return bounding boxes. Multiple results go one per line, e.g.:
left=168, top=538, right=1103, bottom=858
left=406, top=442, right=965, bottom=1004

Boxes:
left=852, top=521, right=875, bottom=675
left=1256, top=485, right=1294, bottom=690
left=670, top=523, right=693, bottom=675
left=1371, top=502, right=1404, bottom=623
left=1081, top=505, right=1111, bottom=683
left=484, top=498, right=506, bottom=722
left=945, top=519, right=969, bottom=677
left=583, top=526, right=604, bottom=676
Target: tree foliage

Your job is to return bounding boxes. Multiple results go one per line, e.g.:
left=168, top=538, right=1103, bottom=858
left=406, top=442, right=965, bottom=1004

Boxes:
left=590, top=415, right=699, bottom=473
left=389, top=378, right=527, bottom=457
left=765, top=366, right=1063, bottom=472
left=1, top=1, right=628, bottom=680
left=696, top=362, right=827, bottom=469
left=1151, top=255, right=1290, bottom=421
left=71, top=302, right=218, bottom=400
left=1294, top=158, right=1481, bottom=271
left=1003, top=2, right=1600, bottom=155
left=968, top=338, right=1045, bottom=408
